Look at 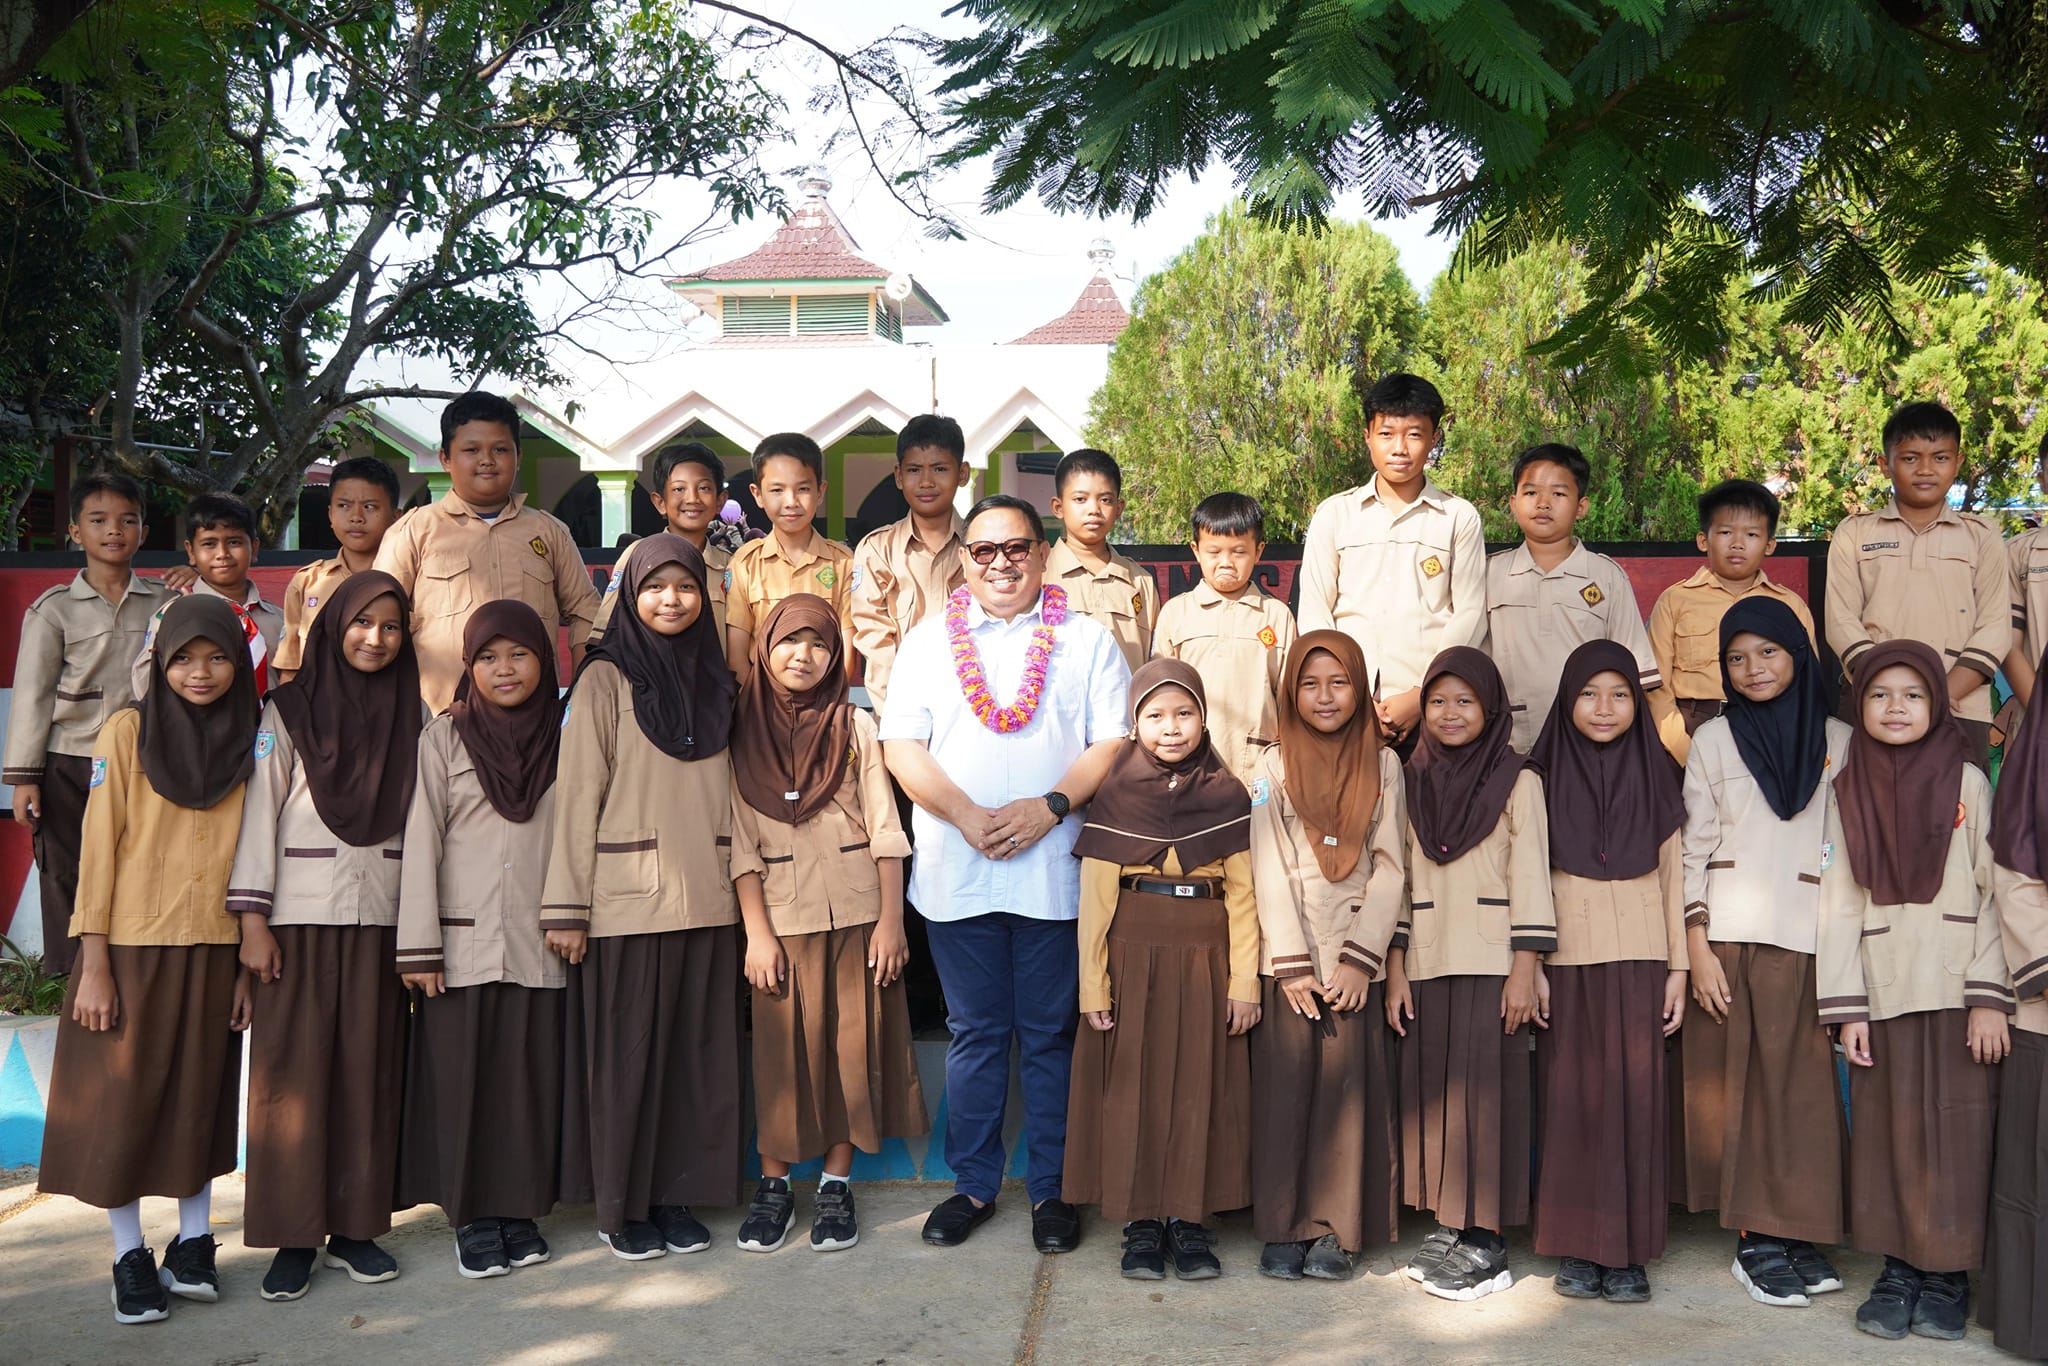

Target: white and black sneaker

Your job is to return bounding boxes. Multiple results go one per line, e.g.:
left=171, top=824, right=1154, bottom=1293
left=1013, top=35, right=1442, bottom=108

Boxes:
left=456, top=1220, right=511, bottom=1279
left=260, top=1247, right=318, bottom=1301
left=652, top=1205, right=710, bottom=1255
left=1422, top=1232, right=1512, bottom=1301
left=811, top=1180, right=858, bottom=1252
left=324, top=1235, right=399, bottom=1284
left=1784, top=1239, right=1844, bottom=1295
left=1733, top=1235, right=1812, bottom=1307
left=159, top=1234, right=220, bottom=1303
left=500, top=1218, right=550, bottom=1269
left=598, top=1221, right=667, bottom=1261
left=113, top=1247, right=171, bottom=1324
left=1406, top=1225, right=1462, bottom=1283
left=736, top=1177, right=796, bottom=1253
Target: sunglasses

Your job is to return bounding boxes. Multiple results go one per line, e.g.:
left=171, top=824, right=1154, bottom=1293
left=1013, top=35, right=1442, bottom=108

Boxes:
left=965, top=538, right=1037, bottom=566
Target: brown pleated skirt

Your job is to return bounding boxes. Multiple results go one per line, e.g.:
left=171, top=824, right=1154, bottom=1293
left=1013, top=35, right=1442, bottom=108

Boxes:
left=399, top=980, right=565, bottom=1228
left=38, top=944, right=242, bottom=1207
left=1848, top=1009, right=1998, bottom=1271
left=1980, top=1029, right=2048, bottom=1355
left=1679, top=940, right=1845, bottom=1243
left=559, top=926, right=745, bottom=1235
left=1062, top=890, right=1251, bottom=1223
left=751, top=922, right=928, bottom=1164
left=1250, top=976, right=1398, bottom=1251
left=1532, top=961, right=1670, bottom=1265
left=1398, top=974, right=1532, bottom=1231
left=244, top=923, right=406, bottom=1247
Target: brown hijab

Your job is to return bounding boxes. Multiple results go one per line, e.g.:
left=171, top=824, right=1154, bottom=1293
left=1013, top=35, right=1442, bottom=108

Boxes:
left=1526, top=639, right=1685, bottom=880
left=136, top=595, right=259, bottom=809
left=265, top=570, right=421, bottom=846
left=732, top=594, right=855, bottom=824
left=1275, top=630, right=1383, bottom=882
left=1993, top=640, right=2048, bottom=880
left=449, top=599, right=563, bottom=823
left=1404, top=646, right=1527, bottom=865
left=1073, top=659, right=1251, bottom=871
left=1835, top=639, right=1969, bottom=905
left=574, top=533, right=735, bottom=760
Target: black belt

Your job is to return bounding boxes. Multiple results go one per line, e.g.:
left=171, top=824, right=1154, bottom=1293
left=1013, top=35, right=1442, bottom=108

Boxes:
left=1120, top=875, right=1222, bottom=900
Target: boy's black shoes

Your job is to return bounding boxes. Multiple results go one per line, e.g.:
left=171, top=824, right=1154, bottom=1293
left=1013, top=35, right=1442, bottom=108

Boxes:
left=921, top=1192, right=995, bottom=1247
left=1784, top=1239, right=1843, bottom=1294
left=1733, top=1235, right=1811, bottom=1307
left=500, top=1218, right=550, bottom=1268
left=737, top=1177, right=796, bottom=1253
left=1602, top=1263, right=1651, bottom=1303
left=1406, top=1225, right=1461, bottom=1283
left=457, top=1221, right=512, bottom=1279
left=1911, top=1270, right=1969, bottom=1340
left=1554, top=1257, right=1604, bottom=1298
left=1856, top=1258, right=1922, bottom=1339
left=1302, top=1233, right=1352, bottom=1282
left=160, top=1234, right=221, bottom=1302
left=599, top=1221, right=667, bottom=1261
left=1423, top=1230, right=1512, bottom=1301
left=1258, top=1240, right=1308, bottom=1280
left=812, top=1180, right=859, bottom=1253
left=652, top=1205, right=710, bottom=1255
left=1030, top=1198, right=1080, bottom=1254
left=260, top=1246, right=318, bottom=1301
left=1166, top=1219, right=1221, bottom=1280
left=325, top=1235, right=398, bottom=1284
left=1120, top=1220, right=1167, bottom=1280
left=112, top=1247, right=171, bottom=1324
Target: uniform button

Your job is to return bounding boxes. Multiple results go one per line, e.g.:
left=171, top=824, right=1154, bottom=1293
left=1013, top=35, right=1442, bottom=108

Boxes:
left=503, top=863, right=512, bottom=870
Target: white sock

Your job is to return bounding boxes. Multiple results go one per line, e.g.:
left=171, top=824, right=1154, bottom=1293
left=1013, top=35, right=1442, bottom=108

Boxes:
left=177, top=1182, right=211, bottom=1242
left=820, top=1170, right=850, bottom=1190
left=108, top=1201, right=144, bottom=1257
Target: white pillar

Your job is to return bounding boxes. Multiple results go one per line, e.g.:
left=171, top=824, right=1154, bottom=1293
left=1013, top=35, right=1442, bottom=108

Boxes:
left=596, top=470, right=637, bottom=547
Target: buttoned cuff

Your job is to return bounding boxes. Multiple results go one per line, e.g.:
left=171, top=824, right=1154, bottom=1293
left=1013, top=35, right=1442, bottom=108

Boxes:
left=1228, top=973, right=1261, bottom=1005
left=1080, top=983, right=1113, bottom=1014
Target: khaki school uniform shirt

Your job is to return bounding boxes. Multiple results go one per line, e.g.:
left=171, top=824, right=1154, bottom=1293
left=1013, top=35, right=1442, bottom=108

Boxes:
left=1044, top=539, right=1160, bottom=674
left=3, top=571, right=166, bottom=782
left=1395, top=768, right=1554, bottom=981
left=1297, top=475, right=1487, bottom=698
left=728, top=710, right=912, bottom=936
left=849, top=514, right=965, bottom=707
left=541, top=659, right=736, bottom=938
left=1991, top=863, right=2048, bottom=1036
left=272, top=556, right=356, bottom=675
left=1816, top=763, right=2014, bottom=1025
left=1153, top=582, right=1296, bottom=786
left=1483, top=542, right=1663, bottom=752
left=373, top=492, right=599, bottom=714
left=224, top=698, right=409, bottom=927
left=1547, top=834, right=1688, bottom=969
left=1825, top=501, right=2008, bottom=723
left=724, top=530, right=856, bottom=661
left=130, top=579, right=284, bottom=702
left=70, top=707, right=244, bottom=946
left=591, top=539, right=729, bottom=643
left=1647, top=567, right=1816, bottom=763
left=397, top=715, right=563, bottom=990
left=1078, top=848, right=1259, bottom=1013
left=2007, top=526, right=2048, bottom=680
left=1249, top=745, right=1406, bottom=982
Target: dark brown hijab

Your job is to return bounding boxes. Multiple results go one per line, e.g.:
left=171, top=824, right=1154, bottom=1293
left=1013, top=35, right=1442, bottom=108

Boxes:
left=137, top=595, right=259, bottom=809
left=1835, top=639, right=1969, bottom=905
left=1527, top=639, right=1685, bottom=880
left=574, top=533, right=735, bottom=761
left=265, top=570, right=421, bottom=846
left=1073, top=659, right=1251, bottom=871
left=1405, top=646, right=1527, bottom=865
left=732, top=594, right=855, bottom=824
left=1993, top=640, right=2048, bottom=880
left=1275, top=630, right=1383, bottom=882
left=449, top=599, right=562, bottom=823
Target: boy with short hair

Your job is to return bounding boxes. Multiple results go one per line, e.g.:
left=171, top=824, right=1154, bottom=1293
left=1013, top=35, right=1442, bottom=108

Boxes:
left=1151, top=492, right=1296, bottom=785
left=272, top=455, right=404, bottom=682
left=592, top=441, right=734, bottom=641
left=1825, top=400, right=2009, bottom=766
left=1483, top=443, right=1661, bottom=752
left=374, top=391, right=600, bottom=712
left=724, top=432, right=855, bottom=675
left=131, top=492, right=283, bottom=698
left=1647, top=478, right=1816, bottom=764
left=4, top=472, right=167, bottom=975
left=850, top=415, right=972, bottom=708
left=1043, top=448, right=1159, bottom=672
left=2004, top=433, right=2048, bottom=708
left=1299, top=372, right=1485, bottom=753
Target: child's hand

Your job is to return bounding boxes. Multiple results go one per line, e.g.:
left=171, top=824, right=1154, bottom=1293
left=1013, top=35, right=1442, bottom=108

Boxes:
left=158, top=565, right=198, bottom=593
left=10, top=783, right=40, bottom=833
left=239, top=915, right=282, bottom=983
left=1226, top=999, right=1262, bottom=1036
left=1689, top=932, right=1731, bottom=1023
left=1502, top=964, right=1546, bottom=1034
left=868, top=919, right=910, bottom=989
left=230, top=968, right=253, bottom=1031
left=1085, top=1009, right=1114, bottom=1032
left=745, top=933, right=787, bottom=996
left=1384, top=959, right=1414, bottom=1036
left=403, top=971, right=446, bottom=998
left=1378, top=688, right=1421, bottom=743
left=545, top=928, right=587, bottom=965
left=72, top=964, right=119, bottom=1032
left=1321, top=963, right=1373, bottom=1014
left=1662, top=970, right=1688, bottom=1037
left=1279, top=973, right=1322, bottom=1020
left=1839, top=1022, right=1873, bottom=1067
left=1968, top=1006, right=2012, bottom=1064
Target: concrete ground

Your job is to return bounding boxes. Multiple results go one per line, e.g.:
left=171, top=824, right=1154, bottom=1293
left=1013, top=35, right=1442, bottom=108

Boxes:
left=0, top=1176, right=2016, bottom=1364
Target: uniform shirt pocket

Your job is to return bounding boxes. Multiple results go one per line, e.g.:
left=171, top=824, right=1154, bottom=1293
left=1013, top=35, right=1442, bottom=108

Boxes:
left=1859, top=917, right=1898, bottom=987
left=759, top=847, right=799, bottom=907
left=422, top=549, right=475, bottom=614
left=594, top=829, right=661, bottom=901
left=1940, top=911, right=1980, bottom=974
left=837, top=840, right=881, bottom=897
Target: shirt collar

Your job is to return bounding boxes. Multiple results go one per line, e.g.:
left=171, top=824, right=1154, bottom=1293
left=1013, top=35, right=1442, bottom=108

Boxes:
left=440, top=490, right=530, bottom=522
left=1679, top=564, right=1787, bottom=597
left=1877, top=497, right=1960, bottom=529
left=68, top=570, right=147, bottom=602
left=1047, top=538, right=1129, bottom=581
left=1506, top=540, right=1587, bottom=577
left=1190, top=577, right=1259, bottom=607
left=964, top=589, right=1050, bottom=630
left=900, top=513, right=964, bottom=556
left=194, top=577, right=269, bottom=612
left=1359, top=473, right=1444, bottom=511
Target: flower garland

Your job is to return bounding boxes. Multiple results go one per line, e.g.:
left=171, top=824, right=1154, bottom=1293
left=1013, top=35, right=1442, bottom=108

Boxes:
left=947, top=583, right=1066, bottom=733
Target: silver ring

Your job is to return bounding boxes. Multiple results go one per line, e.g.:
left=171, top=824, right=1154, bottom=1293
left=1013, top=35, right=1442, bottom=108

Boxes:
left=1009, top=836, right=1019, bottom=847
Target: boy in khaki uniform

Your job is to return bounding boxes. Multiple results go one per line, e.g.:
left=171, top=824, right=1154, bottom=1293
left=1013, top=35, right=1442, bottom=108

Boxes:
left=849, top=415, right=971, bottom=708
left=273, top=456, right=404, bottom=681
left=131, top=492, right=285, bottom=700
left=2004, top=437, right=2048, bottom=709
left=1043, top=448, right=1159, bottom=672
left=724, top=432, right=854, bottom=676
left=591, top=441, right=733, bottom=643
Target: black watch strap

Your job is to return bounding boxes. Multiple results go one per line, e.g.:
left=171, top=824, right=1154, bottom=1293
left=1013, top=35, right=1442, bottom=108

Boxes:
left=1044, top=791, right=1071, bottom=821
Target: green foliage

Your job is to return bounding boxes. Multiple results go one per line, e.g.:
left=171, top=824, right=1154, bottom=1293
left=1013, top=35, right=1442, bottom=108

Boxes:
left=0, top=936, right=65, bottom=1015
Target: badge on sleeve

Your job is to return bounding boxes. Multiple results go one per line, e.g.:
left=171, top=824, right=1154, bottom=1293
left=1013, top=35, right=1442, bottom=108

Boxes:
left=1580, top=584, right=1604, bottom=607
left=530, top=537, right=549, bottom=558
left=722, top=570, right=733, bottom=593
left=255, top=731, right=275, bottom=761
left=560, top=704, right=572, bottom=730
left=1250, top=777, right=1269, bottom=807
left=1820, top=840, right=1834, bottom=871
left=1420, top=555, right=1443, bottom=579
left=848, top=565, right=863, bottom=593
left=89, top=756, right=108, bottom=788
left=306, top=596, right=319, bottom=609
left=1130, top=590, right=1143, bottom=617
left=1956, top=802, right=1968, bottom=829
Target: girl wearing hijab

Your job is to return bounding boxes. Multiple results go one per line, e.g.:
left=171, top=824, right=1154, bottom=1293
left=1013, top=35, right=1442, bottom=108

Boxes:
left=543, top=534, right=744, bottom=1264
left=1677, top=597, right=1851, bottom=1310
left=228, top=570, right=421, bottom=1301
left=396, top=601, right=568, bottom=1280
left=1247, top=631, right=1407, bottom=1284
left=1818, top=640, right=2012, bottom=1342
left=1062, top=659, right=1258, bottom=1282
left=1525, top=640, right=1689, bottom=1304
left=726, top=594, right=927, bottom=1256
left=38, top=596, right=258, bottom=1325
left=1385, top=646, right=1550, bottom=1302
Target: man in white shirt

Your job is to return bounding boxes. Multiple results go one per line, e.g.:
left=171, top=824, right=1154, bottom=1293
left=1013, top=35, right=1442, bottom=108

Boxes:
left=881, top=493, right=1130, bottom=1255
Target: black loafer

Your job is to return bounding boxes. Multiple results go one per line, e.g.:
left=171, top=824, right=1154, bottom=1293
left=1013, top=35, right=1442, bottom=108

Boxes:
left=922, top=1193, right=996, bottom=1247
left=1258, top=1240, right=1308, bottom=1281
left=1031, top=1198, right=1081, bottom=1253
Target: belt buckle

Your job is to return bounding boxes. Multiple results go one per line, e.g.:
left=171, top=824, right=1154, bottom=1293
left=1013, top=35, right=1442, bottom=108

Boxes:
left=1172, top=883, right=1196, bottom=898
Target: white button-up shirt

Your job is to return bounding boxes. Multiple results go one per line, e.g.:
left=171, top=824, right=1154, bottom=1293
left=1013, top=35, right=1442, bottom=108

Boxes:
left=878, top=590, right=1131, bottom=922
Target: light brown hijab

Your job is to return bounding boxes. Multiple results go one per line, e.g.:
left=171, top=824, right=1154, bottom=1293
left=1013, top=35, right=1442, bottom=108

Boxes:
left=731, top=594, right=855, bottom=824
left=1275, top=630, right=1383, bottom=882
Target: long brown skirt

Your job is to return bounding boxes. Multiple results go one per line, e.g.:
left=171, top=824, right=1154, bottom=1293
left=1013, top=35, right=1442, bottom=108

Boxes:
left=1399, top=974, right=1531, bottom=1231
left=751, top=922, right=928, bottom=1164
left=559, top=926, right=744, bottom=1235
left=244, top=923, right=405, bottom=1247
left=1980, top=1029, right=2048, bottom=1355
left=38, top=944, right=242, bottom=1207
left=1062, top=890, right=1251, bottom=1223
left=1848, top=1009, right=1998, bottom=1271
left=398, top=981, right=564, bottom=1228
left=1533, top=961, right=1669, bottom=1265
left=1250, top=976, right=1398, bottom=1251
left=1679, top=940, right=1845, bottom=1243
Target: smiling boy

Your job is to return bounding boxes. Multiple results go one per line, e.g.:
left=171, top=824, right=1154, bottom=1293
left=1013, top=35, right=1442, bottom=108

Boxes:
left=592, top=442, right=733, bottom=642
left=272, top=456, right=404, bottom=683
left=723, top=433, right=856, bottom=677
left=130, top=493, right=283, bottom=702
left=850, top=415, right=972, bottom=708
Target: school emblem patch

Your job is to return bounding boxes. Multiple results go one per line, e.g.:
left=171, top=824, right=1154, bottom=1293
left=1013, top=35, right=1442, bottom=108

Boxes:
left=1420, top=555, right=1443, bottom=579
left=847, top=565, right=863, bottom=593
left=306, top=596, right=318, bottom=609
left=1820, top=840, right=1834, bottom=871
left=89, top=757, right=107, bottom=788
left=530, top=537, right=548, bottom=558
left=560, top=703, right=572, bottom=729
left=1130, top=591, right=1143, bottom=617
left=816, top=565, right=837, bottom=590
left=1580, top=584, right=1603, bottom=607
left=255, top=731, right=275, bottom=761
left=1250, top=778, right=1269, bottom=807
left=1956, top=802, right=1968, bottom=829
left=1257, top=625, right=1278, bottom=649
left=722, top=570, right=732, bottom=593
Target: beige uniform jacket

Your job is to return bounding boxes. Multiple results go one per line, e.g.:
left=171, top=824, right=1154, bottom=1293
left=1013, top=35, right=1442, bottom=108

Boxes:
left=2007, top=527, right=2048, bottom=680
left=591, top=539, right=729, bottom=643
left=1152, top=581, right=1296, bottom=786
left=1078, top=849, right=1260, bottom=1013
left=1647, top=566, right=1816, bottom=762
left=3, top=571, right=166, bottom=782
left=1044, top=539, right=1160, bottom=674
left=849, top=514, right=965, bottom=707
left=1396, top=769, right=1555, bottom=980
left=1483, top=542, right=1663, bottom=752
left=723, top=530, right=855, bottom=658
left=1547, top=834, right=1688, bottom=969
left=1991, top=863, right=2048, bottom=1036
left=1248, top=745, right=1407, bottom=982
left=272, top=556, right=355, bottom=675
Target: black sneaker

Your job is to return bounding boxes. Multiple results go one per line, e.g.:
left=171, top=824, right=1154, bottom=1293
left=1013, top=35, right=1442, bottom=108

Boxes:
left=1120, top=1220, right=1167, bottom=1280
left=159, top=1234, right=220, bottom=1303
left=735, top=1177, right=795, bottom=1253
left=1554, top=1256, right=1604, bottom=1299
left=1406, top=1225, right=1461, bottom=1283
left=260, top=1247, right=318, bottom=1301
left=811, top=1180, right=859, bottom=1252
left=1166, top=1219, right=1221, bottom=1281
left=456, top=1221, right=511, bottom=1279
left=1423, top=1232, right=1512, bottom=1301
left=1602, top=1263, right=1651, bottom=1303
left=651, top=1205, right=710, bottom=1255
left=1302, top=1233, right=1353, bottom=1282
left=111, top=1247, right=170, bottom=1324
left=1911, top=1269, right=1969, bottom=1340
left=1784, top=1239, right=1844, bottom=1294
left=1857, top=1258, right=1921, bottom=1339
left=598, top=1221, right=667, bottom=1262
left=324, top=1235, right=399, bottom=1284
left=1258, top=1240, right=1308, bottom=1281
left=1733, top=1235, right=1811, bottom=1307
left=500, top=1219, right=550, bottom=1269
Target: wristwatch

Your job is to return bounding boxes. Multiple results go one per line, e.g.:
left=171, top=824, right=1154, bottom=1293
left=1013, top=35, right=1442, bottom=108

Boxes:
left=1043, top=791, right=1071, bottom=822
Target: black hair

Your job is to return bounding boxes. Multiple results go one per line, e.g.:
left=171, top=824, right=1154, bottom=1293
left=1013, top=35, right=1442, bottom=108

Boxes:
left=1880, top=400, right=1962, bottom=455
left=651, top=441, right=726, bottom=491
left=1511, top=443, right=1591, bottom=499
left=439, top=391, right=522, bottom=451
left=752, top=432, right=825, bottom=484
left=898, top=414, right=966, bottom=463
left=1053, top=447, right=1122, bottom=496
left=182, top=491, right=257, bottom=543
left=327, top=455, right=400, bottom=505
left=68, top=470, right=146, bottom=524
left=1696, top=478, right=1781, bottom=537
left=1360, top=372, right=1446, bottom=427
left=1190, top=492, right=1264, bottom=542
left=964, top=493, right=1046, bottom=543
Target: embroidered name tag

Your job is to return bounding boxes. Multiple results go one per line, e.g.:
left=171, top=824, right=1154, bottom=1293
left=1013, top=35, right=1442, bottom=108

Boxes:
left=255, top=731, right=275, bottom=761
left=784, top=790, right=800, bottom=801
left=1323, top=835, right=1339, bottom=846
left=1861, top=541, right=1900, bottom=553
left=89, top=756, right=107, bottom=788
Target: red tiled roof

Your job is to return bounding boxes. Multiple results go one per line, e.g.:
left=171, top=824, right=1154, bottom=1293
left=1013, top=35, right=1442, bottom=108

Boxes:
left=682, top=196, right=887, bottom=283
left=1006, top=273, right=1130, bottom=345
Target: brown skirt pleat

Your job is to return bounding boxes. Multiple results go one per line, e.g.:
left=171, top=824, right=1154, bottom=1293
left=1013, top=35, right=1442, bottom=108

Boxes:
left=1250, top=976, right=1398, bottom=1251
left=1062, top=890, right=1251, bottom=1223
left=751, top=922, right=929, bottom=1164
left=1848, top=1009, right=1998, bottom=1271
left=398, top=980, right=564, bottom=1228
left=559, top=926, right=744, bottom=1235
left=1980, top=1029, right=2048, bottom=1354
left=1398, top=974, right=1532, bottom=1231
left=1679, top=940, right=1845, bottom=1243
left=243, top=924, right=406, bottom=1247
left=38, top=944, right=242, bottom=1207
left=1533, top=961, right=1670, bottom=1265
